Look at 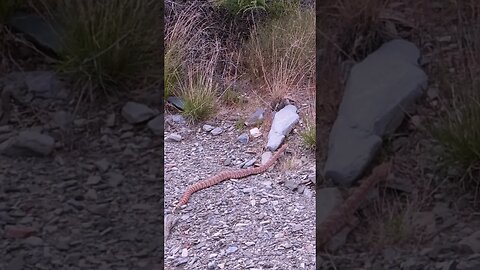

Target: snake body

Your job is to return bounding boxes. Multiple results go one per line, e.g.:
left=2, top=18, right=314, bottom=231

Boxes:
left=317, top=161, right=392, bottom=249
left=175, top=144, right=287, bottom=209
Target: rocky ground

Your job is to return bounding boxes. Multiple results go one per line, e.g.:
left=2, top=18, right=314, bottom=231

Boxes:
left=0, top=70, right=163, bottom=269
left=163, top=107, right=316, bottom=269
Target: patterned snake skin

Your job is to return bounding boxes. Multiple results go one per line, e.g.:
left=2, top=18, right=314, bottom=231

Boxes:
left=317, top=161, right=392, bottom=249
left=175, top=144, right=288, bottom=210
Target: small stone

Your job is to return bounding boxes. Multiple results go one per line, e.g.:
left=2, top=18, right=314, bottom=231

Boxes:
left=249, top=128, right=262, bottom=138
left=24, top=236, right=43, bottom=246
left=245, top=242, right=255, bottom=246
left=284, top=180, right=299, bottom=190
left=181, top=248, right=188, bottom=257
left=242, top=158, right=256, bottom=168
left=211, top=127, right=223, bottom=135
left=165, top=133, right=182, bottom=142
left=55, top=236, right=71, bottom=251
left=237, top=133, right=249, bottom=144
left=85, top=189, right=97, bottom=201
left=226, top=245, right=238, bottom=254
left=203, top=124, right=215, bottom=132
left=245, top=108, right=266, bottom=126
left=242, top=187, right=254, bottom=193
left=169, top=114, right=186, bottom=124
left=259, top=198, right=268, bottom=204
left=86, top=175, right=101, bottom=185
left=261, top=151, right=272, bottom=165
left=107, top=172, right=124, bottom=187
left=207, top=261, right=217, bottom=269
left=303, top=188, right=313, bottom=198
left=94, top=158, right=110, bottom=172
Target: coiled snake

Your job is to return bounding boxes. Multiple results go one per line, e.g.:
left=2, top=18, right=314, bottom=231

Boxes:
left=173, top=143, right=288, bottom=212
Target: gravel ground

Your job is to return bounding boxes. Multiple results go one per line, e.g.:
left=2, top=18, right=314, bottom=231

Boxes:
left=163, top=113, right=316, bottom=269
left=0, top=103, right=163, bottom=269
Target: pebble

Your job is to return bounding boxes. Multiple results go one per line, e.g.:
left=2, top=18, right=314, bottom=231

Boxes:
left=165, top=133, right=182, bottom=142
left=238, top=133, right=249, bottom=144
left=226, top=245, right=238, bottom=254
left=249, top=128, right=262, bottom=138
left=203, top=124, right=215, bottom=131
left=24, top=236, right=43, bottom=246
left=211, top=127, right=223, bottom=135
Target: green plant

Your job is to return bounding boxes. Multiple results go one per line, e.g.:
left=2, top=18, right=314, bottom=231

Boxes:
left=40, top=0, right=162, bottom=100
left=301, top=121, right=316, bottom=149
left=0, top=0, right=19, bottom=24
left=242, top=8, right=315, bottom=99
left=179, top=46, right=219, bottom=122
left=431, top=91, right=480, bottom=171
left=180, top=73, right=217, bottom=121
left=234, top=117, right=246, bottom=130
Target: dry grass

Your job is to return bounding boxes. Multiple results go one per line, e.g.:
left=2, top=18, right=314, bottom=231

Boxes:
left=242, top=8, right=315, bottom=101
left=37, top=0, right=162, bottom=101
left=165, top=2, right=207, bottom=99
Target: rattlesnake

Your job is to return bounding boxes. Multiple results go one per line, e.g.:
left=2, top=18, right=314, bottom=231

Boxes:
left=174, top=143, right=288, bottom=212
left=317, top=161, right=392, bottom=249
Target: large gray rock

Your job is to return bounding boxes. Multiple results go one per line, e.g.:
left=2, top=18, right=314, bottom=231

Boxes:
left=266, top=105, right=299, bottom=151
left=324, top=39, right=427, bottom=186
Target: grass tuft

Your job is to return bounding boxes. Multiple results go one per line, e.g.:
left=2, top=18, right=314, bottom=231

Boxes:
left=40, top=0, right=162, bottom=100
left=179, top=45, right=220, bottom=122
left=301, top=119, right=316, bottom=149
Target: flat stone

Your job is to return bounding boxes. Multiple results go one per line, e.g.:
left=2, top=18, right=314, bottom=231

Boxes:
left=167, top=96, right=185, bottom=110
left=211, top=127, right=223, bottom=135
left=324, top=39, right=428, bottom=186
left=267, top=105, right=299, bottom=151
left=0, top=130, right=55, bottom=157
left=165, top=133, right=182, bottom=142
left=121, top=102, right=155, bottom=124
